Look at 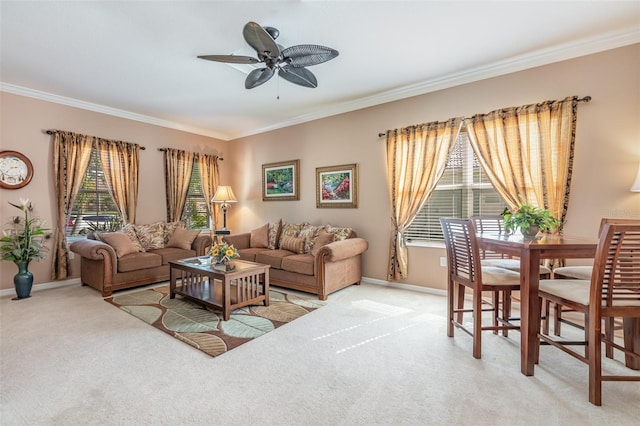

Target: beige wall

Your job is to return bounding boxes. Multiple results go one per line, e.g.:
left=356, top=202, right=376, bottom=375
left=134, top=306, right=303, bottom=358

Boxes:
left=228, top=44, right=640, bottom=291
left=0, top=93, right=227, bottom=290
left=1, top=44, right=638, bottom=293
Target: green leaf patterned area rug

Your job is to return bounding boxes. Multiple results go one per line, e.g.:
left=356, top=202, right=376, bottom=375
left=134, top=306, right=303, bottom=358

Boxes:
left=105, top=285, right=326, bottom=357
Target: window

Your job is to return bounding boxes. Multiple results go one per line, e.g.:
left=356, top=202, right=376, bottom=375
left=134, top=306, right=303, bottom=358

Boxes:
left=67, top=149, right=120, bottom=236
left=405, top=131, right=507, bottom=243
left=181, top=162, right=211, bottom=229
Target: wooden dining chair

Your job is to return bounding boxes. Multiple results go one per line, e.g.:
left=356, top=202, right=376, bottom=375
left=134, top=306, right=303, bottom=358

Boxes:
left=547, top=218, right=639, bottom=344
left=471, top=215, right=553, bottom=335
left=553, top=266, right=592, bottom=280
left=440, top=218, right=521, bottom=359
left=471, top=215, right=552, bottom=278
left=536, top=221, right=640, bottom=406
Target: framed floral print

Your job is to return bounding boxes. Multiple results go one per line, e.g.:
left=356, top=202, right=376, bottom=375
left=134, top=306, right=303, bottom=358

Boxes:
left=262, top=160, right=300, bottom=201
left=316, top=163, right=358, bottom=208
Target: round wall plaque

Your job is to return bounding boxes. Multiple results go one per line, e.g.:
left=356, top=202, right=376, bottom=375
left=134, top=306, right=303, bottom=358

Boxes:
left=0, top=150, right=34, bottom=189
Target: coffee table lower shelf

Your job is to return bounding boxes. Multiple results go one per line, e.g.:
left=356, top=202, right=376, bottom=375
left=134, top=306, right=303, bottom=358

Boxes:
left=169, top=258, right=270, bottom=321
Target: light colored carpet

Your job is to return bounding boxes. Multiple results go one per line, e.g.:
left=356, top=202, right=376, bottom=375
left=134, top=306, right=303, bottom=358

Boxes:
left=1, top=282, right=638, bottom=425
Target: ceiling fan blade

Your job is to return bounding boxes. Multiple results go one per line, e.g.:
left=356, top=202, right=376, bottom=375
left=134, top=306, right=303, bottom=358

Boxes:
left=281, top=45, right=339, bottom=67
left=245, top=67, right=276, bottom=89
left=243, top=21, right=280, bottom=60
left=278, top=66, right=318, bottom=88
left=197, top=55, right=259, bottom=64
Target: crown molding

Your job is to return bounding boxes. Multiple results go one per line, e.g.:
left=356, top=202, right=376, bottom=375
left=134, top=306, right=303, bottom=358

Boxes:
left=3, top=26, right=639, bottom=141
left=236, top=26, right=640, bottom=139
left=0, top=83, right=232, bottom=140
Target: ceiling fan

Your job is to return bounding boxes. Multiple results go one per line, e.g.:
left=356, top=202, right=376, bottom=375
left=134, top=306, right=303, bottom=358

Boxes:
left=198, top=21, right=339, bottom=89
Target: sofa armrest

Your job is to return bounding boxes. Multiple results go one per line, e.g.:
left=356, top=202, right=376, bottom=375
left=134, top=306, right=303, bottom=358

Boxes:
left=192, top=234, right=212, bottom=256
left=69, top=238, right=118, bottom=276
left=223, top=233, right=251, bottom=250
left=70, top=238, right=116, bottom=261
left=316, top=237, right=368, bottom=262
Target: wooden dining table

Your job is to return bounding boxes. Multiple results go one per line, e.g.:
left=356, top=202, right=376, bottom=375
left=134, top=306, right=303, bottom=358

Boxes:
left=476, top=232, right=598, bottom=376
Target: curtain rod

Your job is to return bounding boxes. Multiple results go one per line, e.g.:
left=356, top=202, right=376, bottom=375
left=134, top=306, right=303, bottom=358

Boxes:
left=376, top=95, right=592, bottom=138
left=45, top=130, right=146, bottom=150
left=157, top=147, right=223, bottom=160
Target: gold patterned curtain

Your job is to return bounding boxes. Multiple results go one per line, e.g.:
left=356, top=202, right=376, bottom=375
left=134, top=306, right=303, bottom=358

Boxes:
left=95, top=139, right=140, bottom=224
left=197, top=153, right=221, bottom=231
left=51, top=131, right=93, bottom=280
left=164, top=148, right=196, bottom=222
left=386, top=118, right=463, bottom=280
left=465, top=96, right=578, bottom=229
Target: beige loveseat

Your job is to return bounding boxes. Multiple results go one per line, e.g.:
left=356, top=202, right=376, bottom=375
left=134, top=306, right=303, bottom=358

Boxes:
left=223, top=221, right=368, bottom=300
left=70, top=222, right=211, bottom=297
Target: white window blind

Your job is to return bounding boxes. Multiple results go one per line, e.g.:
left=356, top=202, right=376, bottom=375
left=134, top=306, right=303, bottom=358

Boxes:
left=181, top=162, right=211, bottom=229
left=67, top=148, right=119, bottom=236
left=405, top=131, right=507, bottom=243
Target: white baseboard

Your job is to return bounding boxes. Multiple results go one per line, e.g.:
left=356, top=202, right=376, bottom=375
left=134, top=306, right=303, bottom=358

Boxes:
left=361, top=277, right=517, bottom=307
left=361, top=276, right=447, bottom=298
left=0, top=278, right=80, bottom=298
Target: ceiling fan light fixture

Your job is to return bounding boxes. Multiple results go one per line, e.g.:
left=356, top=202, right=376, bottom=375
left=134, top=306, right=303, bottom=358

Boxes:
left=198, top=21, right=338, bottom=89
left=264, top=26, right=279, bottom=40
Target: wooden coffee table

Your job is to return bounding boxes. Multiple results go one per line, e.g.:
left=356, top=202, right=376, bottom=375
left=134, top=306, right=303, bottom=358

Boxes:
left=169, top=257, right=270, bottom=320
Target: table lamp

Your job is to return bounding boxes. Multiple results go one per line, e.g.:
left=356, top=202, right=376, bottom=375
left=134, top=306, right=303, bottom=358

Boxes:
left=211, top=185, right=237, bottom=234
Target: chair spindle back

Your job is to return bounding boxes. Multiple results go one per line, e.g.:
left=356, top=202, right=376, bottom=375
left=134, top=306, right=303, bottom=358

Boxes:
left=471, top=215, right=511, bottom=260
left=592, top=222, right=640, bottom=312
left=440, top=218, right=480, bottom=285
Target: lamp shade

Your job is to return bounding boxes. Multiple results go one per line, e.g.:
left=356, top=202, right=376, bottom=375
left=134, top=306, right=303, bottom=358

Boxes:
left=632, top=164, right=640, bottom=192
left=211, top=185, right=237, bottom=203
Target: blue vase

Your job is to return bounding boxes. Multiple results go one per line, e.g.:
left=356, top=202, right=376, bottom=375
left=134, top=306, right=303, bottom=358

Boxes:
left=13, top=261, right=33, bottom=300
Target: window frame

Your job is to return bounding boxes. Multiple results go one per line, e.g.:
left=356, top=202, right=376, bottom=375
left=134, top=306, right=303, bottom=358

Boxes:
left=404, top=131, right=507, bottom=246
left=66, top=148, right=120, bottom=238
left=181, top=162, right=211, bottom=230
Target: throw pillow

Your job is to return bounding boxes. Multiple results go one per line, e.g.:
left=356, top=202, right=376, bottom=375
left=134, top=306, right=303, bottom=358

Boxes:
left=267, top=220, right=282, bottom=249
left=134, top=221, right=166, bottom=251
left=99, top=232, right=139, bottom=258
left=166, top=227, right=200, bottom=250
left=278, top=222, right=306, bottom=249
left=298, top=224, right=323, bottom=254
left=250, top=223, right=269, bottom=248
left=325, top=225, right=353, bottom=241
left=164, top=220, right=187, bottom=244
left=121, top=224, right=145, bottom=252
left=280, top=235, right=305, bottom=254
left=311, top=230, right=336, bottom=256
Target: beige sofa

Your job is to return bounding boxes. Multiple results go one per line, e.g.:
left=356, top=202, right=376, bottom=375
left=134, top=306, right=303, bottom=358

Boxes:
left=70, top=222, right=211, bottom=297
left=223, top=221, right=368, bottom=300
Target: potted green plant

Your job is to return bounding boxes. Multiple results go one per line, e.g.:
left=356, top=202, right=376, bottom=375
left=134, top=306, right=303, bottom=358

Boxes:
left=0, top=199, right=49, bottom=299
left=502, top=203, right=560, bottom=238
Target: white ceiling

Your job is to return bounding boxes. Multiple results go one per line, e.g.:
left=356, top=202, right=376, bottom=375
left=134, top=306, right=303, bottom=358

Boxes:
left=2, top=1, right=639, bottom=141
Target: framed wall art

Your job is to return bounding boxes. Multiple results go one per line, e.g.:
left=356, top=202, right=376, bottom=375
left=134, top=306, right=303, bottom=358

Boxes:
left=262, top=159, right=300, bottom=201
left=0, top=150, right=34, bottom=190
left=316, top=163, right=358, bottom=208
